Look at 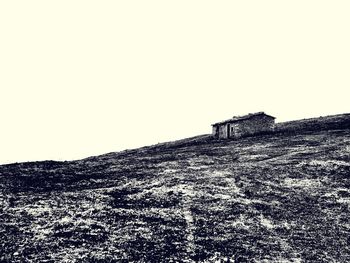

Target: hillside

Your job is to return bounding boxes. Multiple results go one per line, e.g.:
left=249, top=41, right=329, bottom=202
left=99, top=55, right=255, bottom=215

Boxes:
left=275, top=113, right=350, bottom=133
left=1, top=128, right=350, bottom=262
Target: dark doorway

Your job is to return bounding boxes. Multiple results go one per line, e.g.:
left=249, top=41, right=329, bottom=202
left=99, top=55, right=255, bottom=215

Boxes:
left=227, top=124, right=230, bottom=138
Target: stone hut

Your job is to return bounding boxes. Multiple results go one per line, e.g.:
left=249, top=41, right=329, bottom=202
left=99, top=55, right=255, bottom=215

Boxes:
left=212, top=112, right=275, bottom=139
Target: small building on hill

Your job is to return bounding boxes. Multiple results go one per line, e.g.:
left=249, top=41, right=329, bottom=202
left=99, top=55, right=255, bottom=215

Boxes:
left=212, top=112, right=275, bottom=139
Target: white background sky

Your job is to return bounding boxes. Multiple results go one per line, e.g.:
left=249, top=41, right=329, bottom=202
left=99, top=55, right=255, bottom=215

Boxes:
left=1, top=1, right=349, bottom=164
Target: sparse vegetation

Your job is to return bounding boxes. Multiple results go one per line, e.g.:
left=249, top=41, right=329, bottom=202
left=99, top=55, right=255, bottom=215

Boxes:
left=1, top=129, right=350, bottom=262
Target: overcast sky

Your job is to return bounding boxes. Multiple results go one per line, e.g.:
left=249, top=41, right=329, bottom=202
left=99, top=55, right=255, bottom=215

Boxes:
left=1, top=1, right=349, bottom=164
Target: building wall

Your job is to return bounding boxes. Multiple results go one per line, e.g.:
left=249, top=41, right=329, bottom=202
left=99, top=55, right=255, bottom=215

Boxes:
left=229, top=115, right=275, bottom=138
left=212, top=126, right=217, bottom=136
left=213, top=115, right=275, bottom=139
left=213, top=124, right=229, bottom=139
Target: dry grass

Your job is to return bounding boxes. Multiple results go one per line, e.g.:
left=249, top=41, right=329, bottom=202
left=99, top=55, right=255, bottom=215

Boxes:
left=1, top=129, right=350, bottom=262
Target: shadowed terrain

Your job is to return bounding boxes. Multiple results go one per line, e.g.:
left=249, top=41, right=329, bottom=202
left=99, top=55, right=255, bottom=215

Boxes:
left=1, top=129, right=350, bottom=262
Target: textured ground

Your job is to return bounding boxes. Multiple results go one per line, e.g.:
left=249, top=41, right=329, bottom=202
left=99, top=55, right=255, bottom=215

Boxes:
left=1, top=129, right=350, bottom=262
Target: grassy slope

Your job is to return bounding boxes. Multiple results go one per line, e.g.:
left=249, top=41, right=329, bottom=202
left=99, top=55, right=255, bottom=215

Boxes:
left=1, top=129, right=350, bottom=262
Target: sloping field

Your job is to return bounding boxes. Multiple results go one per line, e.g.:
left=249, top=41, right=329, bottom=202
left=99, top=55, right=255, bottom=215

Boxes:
left=275, top=113, right=350, bottom=133
left=1, top=129, right=350, bottom=262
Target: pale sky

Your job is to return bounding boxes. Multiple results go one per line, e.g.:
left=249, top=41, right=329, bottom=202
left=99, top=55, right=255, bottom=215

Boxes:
left=1, top=1, right=349, bottom=164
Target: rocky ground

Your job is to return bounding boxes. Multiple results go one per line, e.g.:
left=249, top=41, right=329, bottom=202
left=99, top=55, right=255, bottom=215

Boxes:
left=1, top=129, right=350, bottom=262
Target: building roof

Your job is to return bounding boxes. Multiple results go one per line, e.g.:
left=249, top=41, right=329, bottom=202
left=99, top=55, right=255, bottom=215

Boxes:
left=212, top=112, right=275, bottom=126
